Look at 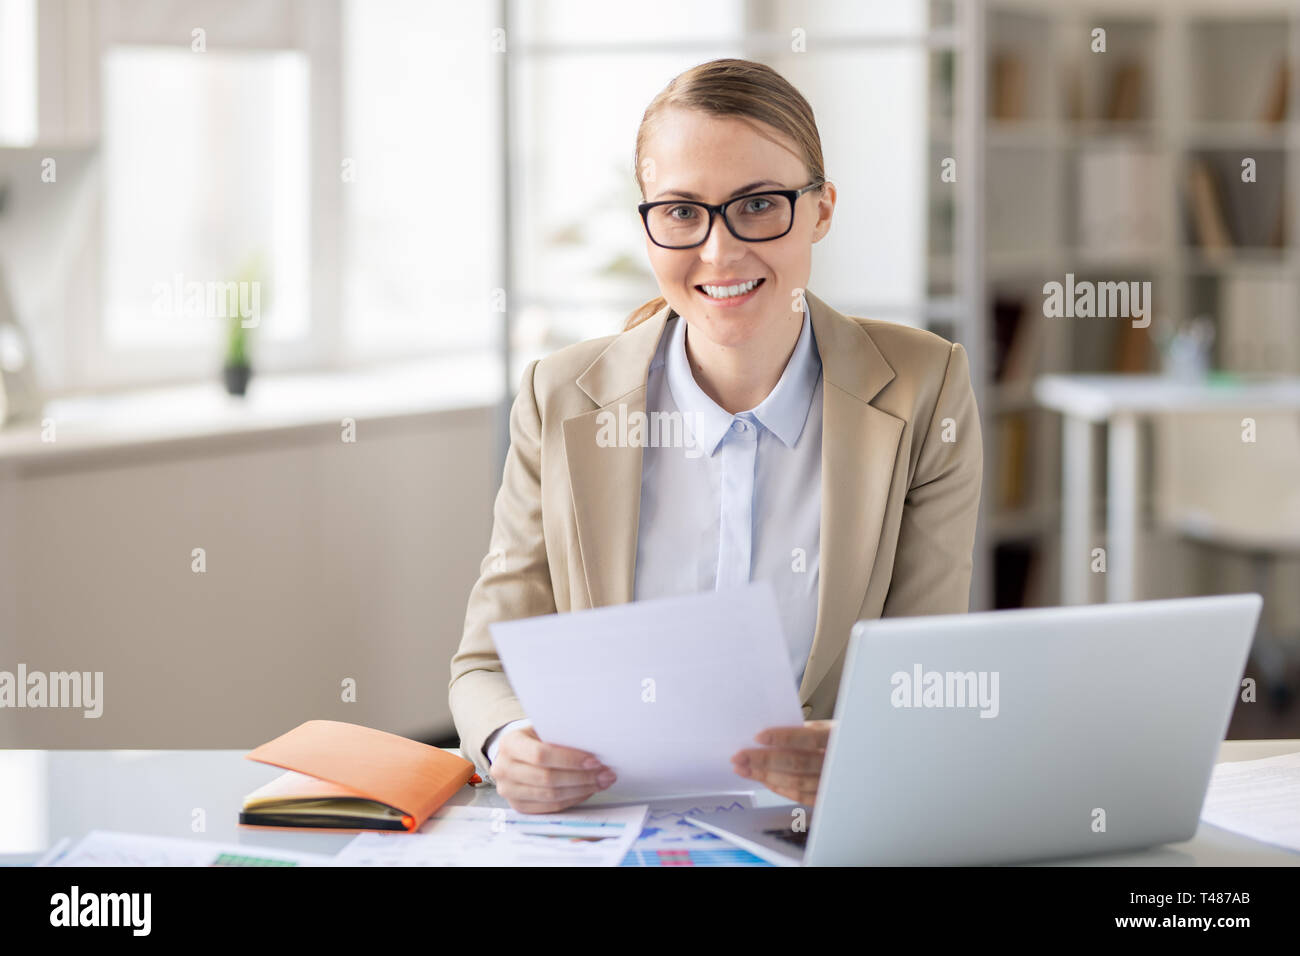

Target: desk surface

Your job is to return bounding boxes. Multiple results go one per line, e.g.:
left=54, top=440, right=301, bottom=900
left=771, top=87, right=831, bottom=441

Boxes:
left=3, top=740, right=1297, bottom=866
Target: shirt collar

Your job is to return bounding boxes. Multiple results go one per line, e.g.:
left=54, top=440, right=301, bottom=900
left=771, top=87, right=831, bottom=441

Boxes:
left=664, top=295, right=821, bottom=456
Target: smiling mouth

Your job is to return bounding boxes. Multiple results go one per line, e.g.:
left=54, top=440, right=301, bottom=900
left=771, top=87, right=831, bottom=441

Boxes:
left=694, top=277, right=765, bottom=299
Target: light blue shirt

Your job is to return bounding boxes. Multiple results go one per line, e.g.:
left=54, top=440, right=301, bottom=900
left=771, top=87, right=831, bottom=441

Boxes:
left=484, top=301, right=824, bottom=765
left=633, top=301, right=823, bottom=685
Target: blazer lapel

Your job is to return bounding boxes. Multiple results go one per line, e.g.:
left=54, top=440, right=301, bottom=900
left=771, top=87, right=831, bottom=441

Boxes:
left=798, top=291, right=902, bottom=703
left=565, top=303, right=676, bottom=608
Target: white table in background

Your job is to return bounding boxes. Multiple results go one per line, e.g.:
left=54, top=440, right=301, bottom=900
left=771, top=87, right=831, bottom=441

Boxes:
left=1033, top=373, right=1300, bottom=605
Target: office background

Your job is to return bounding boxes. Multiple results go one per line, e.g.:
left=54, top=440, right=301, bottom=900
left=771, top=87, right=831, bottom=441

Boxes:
left=1, top=0, right=1298, bottom=766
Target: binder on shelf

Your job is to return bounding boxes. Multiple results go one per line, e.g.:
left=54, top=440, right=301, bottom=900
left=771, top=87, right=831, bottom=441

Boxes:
left=1261, top=58, right=1289, bottom=124
left=1105, top=61, right=1144, bottom=122
left=1186, top=158, right=1234, bottom=256
left=992, top=54, right=1025, bottom=120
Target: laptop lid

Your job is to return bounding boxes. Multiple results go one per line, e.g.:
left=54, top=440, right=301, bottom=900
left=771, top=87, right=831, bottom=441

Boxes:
left=803, top=594, right=1261, bottom=866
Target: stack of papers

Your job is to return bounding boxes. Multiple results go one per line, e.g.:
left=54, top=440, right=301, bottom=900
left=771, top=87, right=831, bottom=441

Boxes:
left=38, top=831, right=335, bottom=867
left=333, top=796, right=773, bottom=867
left=335, top=804, right=647, bottom=866
left=1199, top=751, right=1300, bottom=852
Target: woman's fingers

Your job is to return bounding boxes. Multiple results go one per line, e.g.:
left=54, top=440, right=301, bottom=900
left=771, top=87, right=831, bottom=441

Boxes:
left=765, top=779, right=820, bottom=806
left=507, top=730, right=608, bottom=772
left=497, top=780, right=603, bottom=811
left=753, top=720, right=833, bottom=749
left=738, top=763, right=820, bottom=805
left=496, top=754, right=614, bottom=790
left=732, top=745, right=823, bottom=774
left=731, top=730, right=825, bottom=804
left=493, top=728, right=616, bottom=813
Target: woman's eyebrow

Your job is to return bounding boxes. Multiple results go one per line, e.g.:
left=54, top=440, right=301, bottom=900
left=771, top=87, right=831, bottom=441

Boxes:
left=654, top=180, right=783, bottom=201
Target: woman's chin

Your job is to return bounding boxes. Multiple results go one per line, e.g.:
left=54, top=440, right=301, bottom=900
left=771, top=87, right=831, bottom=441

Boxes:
left=688, top=311, right=772, bottom=349
left=686, top=316, right=748, bottom=345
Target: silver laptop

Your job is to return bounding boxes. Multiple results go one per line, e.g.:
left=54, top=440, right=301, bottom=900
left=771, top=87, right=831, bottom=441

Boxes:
left=687, top=594, right=1261, bottom=866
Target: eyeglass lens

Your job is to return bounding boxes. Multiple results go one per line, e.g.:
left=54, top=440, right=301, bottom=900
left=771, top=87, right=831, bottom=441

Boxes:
left=645, top=193, right=793, bottom=246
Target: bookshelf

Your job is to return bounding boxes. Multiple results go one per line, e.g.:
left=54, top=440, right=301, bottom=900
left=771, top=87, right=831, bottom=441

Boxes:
left=971, top=0, right=1300, bottom=608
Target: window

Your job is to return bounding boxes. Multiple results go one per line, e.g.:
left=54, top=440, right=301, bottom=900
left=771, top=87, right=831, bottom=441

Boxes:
left=341, top=0, right=503, bottom=359
left=101, top=48, right=310, bottom=354
left=0, top=0, right=36, bottom=146
left=29, top=0, right=949, bottom=397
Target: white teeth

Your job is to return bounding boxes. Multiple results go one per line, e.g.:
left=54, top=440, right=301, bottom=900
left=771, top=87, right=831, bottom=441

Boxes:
left=701, top=279, right=760, bottom=299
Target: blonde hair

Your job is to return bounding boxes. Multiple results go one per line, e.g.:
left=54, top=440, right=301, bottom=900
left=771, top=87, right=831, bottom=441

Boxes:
left=623, top=58, right=827, bottom=331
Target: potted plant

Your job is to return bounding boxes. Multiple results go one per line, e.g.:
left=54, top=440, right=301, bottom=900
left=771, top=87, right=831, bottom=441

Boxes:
left=221, top=254, right=265, bottom=397
left=223, top=313, right=252, bottom=396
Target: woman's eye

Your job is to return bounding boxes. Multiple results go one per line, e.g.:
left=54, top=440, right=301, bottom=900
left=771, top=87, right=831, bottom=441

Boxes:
left=743, top=197, right=772, bottom=214
left=668, top=205, right=697, bottom=220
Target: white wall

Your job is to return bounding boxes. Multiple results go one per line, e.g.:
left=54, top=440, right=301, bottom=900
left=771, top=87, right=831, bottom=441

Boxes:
left=0, top=406, right=495, bottom=747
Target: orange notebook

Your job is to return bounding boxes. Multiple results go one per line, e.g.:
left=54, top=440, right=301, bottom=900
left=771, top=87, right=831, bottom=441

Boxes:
left=240, top=719, right=476, bottom=833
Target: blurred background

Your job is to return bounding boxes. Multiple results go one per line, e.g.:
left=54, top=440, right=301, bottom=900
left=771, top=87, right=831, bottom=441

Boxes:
left=1, top=0, right=1299, bottom=765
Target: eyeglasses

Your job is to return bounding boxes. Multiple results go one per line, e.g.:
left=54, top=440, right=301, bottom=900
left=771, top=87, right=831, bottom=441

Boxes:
left=637, top=180, right=825, bottom=249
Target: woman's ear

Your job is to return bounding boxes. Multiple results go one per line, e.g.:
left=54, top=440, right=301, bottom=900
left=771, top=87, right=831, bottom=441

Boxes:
left=811, top=181, right=836, bottom=243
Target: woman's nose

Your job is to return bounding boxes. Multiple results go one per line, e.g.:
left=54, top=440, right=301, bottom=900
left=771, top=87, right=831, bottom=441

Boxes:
left=698, top=212, right=746, bottom=261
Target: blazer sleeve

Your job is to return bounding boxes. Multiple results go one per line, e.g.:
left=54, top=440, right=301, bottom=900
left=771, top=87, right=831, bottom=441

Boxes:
left=880, top=341, right=983, bottom=617
left=448, top=358, right=558, bottom=776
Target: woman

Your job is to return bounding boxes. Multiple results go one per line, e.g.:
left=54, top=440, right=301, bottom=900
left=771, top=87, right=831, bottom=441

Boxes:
left=449, top=58, right=982, bottom=814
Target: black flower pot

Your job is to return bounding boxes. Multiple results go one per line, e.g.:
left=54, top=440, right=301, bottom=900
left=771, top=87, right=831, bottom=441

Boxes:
left=223, top=363, right=252, bottom=397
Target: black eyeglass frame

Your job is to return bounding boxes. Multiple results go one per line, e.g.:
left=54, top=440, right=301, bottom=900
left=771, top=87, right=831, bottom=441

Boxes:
left=637, top=180, right=826, bottom=249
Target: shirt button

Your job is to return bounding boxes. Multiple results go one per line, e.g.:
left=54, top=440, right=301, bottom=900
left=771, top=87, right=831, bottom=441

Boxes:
left=731, top=420, right=745, bottom=433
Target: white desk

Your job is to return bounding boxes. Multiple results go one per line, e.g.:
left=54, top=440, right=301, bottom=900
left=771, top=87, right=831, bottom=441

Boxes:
left=1033, top=373, right=1300, bottom=604
left=2, top=740, right=1297, bottom=866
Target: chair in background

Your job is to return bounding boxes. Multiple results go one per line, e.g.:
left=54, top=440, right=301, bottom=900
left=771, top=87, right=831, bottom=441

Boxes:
left=1152, top=410, right=1300, bottom=710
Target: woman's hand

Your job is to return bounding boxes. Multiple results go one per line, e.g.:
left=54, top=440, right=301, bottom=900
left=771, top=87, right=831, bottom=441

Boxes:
left=730, top=720, right=833, bottom=805
left=490, top=727, right=617, bottom=813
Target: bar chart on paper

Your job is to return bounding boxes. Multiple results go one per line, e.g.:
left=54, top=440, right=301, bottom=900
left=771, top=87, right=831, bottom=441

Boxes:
left=620, top=799, right=774, bottom=867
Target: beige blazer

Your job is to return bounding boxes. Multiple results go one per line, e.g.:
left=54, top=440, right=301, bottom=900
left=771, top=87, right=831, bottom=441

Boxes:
left=448, top=289, right=983, bottom=776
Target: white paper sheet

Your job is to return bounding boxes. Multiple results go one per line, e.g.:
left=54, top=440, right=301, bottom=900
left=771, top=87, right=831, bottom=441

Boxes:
left=36, top=830, right=337, bottom=867
left=1199, top=751, right=1300, bottom=852
left=335, top=804, right=647, bottom=867
left=489, top=580, right=806, bottom=799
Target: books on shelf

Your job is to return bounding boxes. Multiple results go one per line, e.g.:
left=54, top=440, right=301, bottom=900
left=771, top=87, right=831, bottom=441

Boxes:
left=1064, top=61, right=1084, bottom=123
left=996, top=413, right=1030, bottom=511
left=1105, top=61, right=1144, bottom=122
left=1185, top=153, right=1287, bottom=252
left=1076, top=143, right=1162, bottom=255
left=1272, top=184, right=1286, bottom=248
left=992, top=295, right=1041, bottom=384
left=1113, top=320, right=1152, bottom=374
left=1261, top=58, right=1289, bottom=124
left=1186, top=158, right=1234, bottom=256
left=1220, top=274, right=1300, bottom=375
left=994, top=540, right=1040, bottom=609
left=980, top=18, right=1296, bottom=613
left=992, top=54, right=1025, bottom=120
